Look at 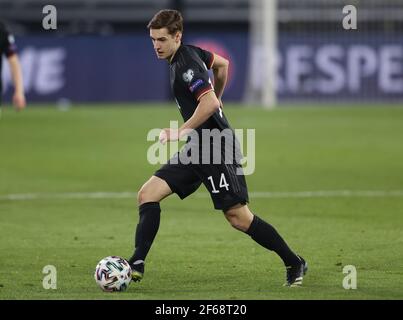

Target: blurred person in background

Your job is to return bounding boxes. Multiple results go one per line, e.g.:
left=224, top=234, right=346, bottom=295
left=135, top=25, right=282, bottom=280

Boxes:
left=0, top=21, right=26, bottom=111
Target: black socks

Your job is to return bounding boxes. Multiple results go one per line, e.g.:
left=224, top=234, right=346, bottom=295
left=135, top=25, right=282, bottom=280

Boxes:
left=128, top=204, right=299, bottom=269
left=128, top=202, right=161, bottom=266
left=246, top=215, right=300, bottom=267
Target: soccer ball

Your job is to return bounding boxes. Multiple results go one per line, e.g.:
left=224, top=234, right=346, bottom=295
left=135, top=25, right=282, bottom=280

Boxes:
left=94, top=256, right=132, bottom=292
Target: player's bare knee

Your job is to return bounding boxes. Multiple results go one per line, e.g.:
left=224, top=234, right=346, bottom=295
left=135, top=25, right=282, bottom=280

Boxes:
left=230, top=218, right=247, bottom=231
left=224, top=205, right=253, bottom=232
left=137, top=185, right=153, bottom=205
left=137, top=177, right=172, bottom=205
left=224, top=212, right=249, bottom=232
left=136, top=187, right=145, bottom=205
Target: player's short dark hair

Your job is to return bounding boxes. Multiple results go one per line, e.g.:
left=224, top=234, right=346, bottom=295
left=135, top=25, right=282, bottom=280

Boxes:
left=147, top=9, right=183, bottom=35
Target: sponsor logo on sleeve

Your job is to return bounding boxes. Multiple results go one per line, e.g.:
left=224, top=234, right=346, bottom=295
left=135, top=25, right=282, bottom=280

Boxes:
left=189, top=79, right=204, bottom=92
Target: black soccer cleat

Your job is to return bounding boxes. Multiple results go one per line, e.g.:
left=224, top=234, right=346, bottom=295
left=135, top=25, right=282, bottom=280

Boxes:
left=130, top=261, right=144, bottom=282
left=284, top=255, right=308, bottom=287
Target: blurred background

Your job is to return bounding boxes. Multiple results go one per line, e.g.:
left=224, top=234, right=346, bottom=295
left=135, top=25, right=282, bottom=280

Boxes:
left=1, top=0, right=402, bottom=106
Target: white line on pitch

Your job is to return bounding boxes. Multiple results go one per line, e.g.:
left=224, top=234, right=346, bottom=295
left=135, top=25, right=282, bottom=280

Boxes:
left=1, top=190, right=403, bottom=201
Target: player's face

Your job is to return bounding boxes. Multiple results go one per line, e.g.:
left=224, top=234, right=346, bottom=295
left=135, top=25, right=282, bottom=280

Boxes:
left=150, top=28, right=181, bottom=60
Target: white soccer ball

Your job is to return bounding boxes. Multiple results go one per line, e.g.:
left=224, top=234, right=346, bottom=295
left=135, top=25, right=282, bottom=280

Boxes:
left=94, top=256, right=132, bottom=292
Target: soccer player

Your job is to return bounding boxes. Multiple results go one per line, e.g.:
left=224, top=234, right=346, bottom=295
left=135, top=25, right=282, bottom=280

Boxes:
left=128, top=9, right=308, bottom=287
left=0, top=21, right=26, bottom=111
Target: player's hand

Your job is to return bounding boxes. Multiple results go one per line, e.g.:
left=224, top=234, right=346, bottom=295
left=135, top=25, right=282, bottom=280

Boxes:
left=13, top=92, right=26, bottom=111
left=159, top=128, right=180, bottom=144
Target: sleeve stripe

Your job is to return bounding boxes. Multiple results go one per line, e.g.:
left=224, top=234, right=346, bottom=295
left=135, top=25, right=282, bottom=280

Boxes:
left=196, top=88, right=214, bottom=101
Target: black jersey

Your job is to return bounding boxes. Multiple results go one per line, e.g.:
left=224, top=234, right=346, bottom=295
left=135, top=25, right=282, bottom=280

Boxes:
left=158, top=45, right=248, bottom=210
left=0, top=22, right=17, bottom=94
left=169, top=44, right=231, bottom=132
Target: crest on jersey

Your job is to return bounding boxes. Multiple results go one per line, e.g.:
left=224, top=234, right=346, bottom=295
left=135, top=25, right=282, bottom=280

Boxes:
left=182, top=69, right=194, bottom=83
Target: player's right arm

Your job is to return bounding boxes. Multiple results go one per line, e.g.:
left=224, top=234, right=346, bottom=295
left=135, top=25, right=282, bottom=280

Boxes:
left=160, top=91, right=220, bottom=144
left=8, top=54, right=26, bottom=110
left=1, top=25, right=26, bottom=111
left=211, top=53, right=229, bottom=108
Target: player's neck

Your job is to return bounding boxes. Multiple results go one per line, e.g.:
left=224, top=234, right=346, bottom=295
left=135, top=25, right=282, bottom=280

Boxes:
left=168, top=43, right=182, bottom=64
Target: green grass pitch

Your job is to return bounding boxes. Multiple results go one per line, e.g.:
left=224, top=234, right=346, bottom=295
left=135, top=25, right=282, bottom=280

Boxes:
left=0, top=104, right=403, bottom=299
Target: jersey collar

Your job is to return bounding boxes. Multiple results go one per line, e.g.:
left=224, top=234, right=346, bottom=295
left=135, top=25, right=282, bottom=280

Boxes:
left=169, top=43, right=184, bottom=64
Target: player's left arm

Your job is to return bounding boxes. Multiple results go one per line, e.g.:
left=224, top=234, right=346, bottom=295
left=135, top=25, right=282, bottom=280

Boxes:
left=211, top=53, right=229, bottom=107
left=159, top=91, right=220, bottom=144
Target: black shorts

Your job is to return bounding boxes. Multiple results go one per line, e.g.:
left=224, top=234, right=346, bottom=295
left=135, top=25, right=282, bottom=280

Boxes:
left=154, top=152, right=249, bottom=211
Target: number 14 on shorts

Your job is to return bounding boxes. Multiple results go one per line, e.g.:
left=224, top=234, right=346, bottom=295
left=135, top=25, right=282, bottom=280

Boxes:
left=208, top=173, right=230, bottom=193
